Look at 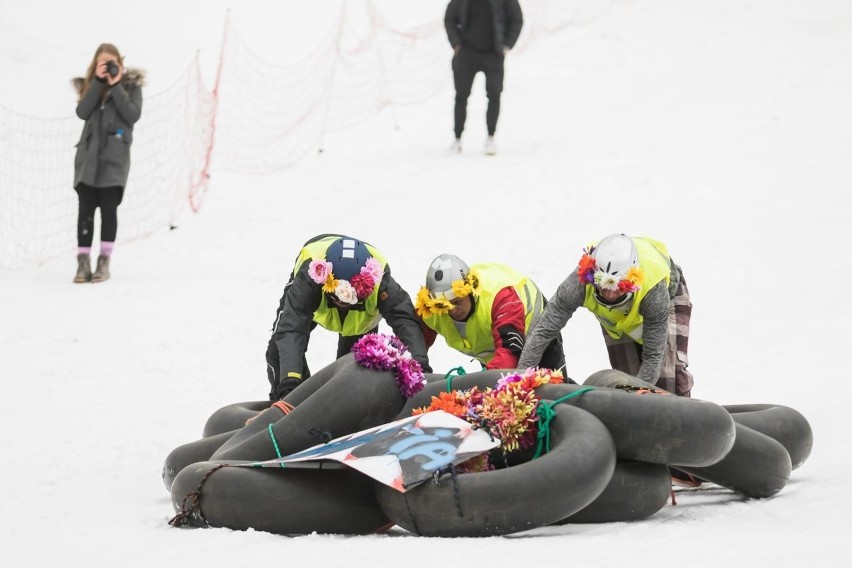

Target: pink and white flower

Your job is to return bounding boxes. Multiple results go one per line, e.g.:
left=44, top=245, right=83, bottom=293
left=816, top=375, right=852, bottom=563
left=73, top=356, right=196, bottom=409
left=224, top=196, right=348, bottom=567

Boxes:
left=362, top=258, right=383, bottom=283
left=594, top=271, right=620, bottom=291
left=334, top=280, right=359, bottom=304
left=308, top=259, right=333, bottom=285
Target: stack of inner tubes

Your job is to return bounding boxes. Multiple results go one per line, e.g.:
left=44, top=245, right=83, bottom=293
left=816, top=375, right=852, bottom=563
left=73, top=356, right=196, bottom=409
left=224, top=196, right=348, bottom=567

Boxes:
left=163, top=359, right=813, bottom=537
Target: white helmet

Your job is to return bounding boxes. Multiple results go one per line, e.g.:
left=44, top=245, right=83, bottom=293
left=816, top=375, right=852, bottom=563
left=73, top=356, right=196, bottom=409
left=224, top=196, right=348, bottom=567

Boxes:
left=591, top=234, right=638, bottom=280
left=425, top=254, right=469, bottom=299
left=590, top=234, right=639, bottom=307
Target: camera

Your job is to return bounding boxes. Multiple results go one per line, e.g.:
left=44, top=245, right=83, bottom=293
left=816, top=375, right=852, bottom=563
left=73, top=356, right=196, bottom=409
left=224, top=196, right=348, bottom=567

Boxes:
left=106, top=61, right=120, bottom=78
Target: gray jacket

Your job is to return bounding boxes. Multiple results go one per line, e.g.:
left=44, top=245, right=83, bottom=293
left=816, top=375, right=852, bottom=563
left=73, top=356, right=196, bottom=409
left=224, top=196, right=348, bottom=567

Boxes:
left=518, top=263, right=683, bottom=384
left=72, top=69, right=144, bottom=190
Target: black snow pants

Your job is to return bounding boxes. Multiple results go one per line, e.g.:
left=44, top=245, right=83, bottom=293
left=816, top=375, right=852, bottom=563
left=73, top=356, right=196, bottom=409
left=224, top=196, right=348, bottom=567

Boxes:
left=452, top=47, right=505, bottom=138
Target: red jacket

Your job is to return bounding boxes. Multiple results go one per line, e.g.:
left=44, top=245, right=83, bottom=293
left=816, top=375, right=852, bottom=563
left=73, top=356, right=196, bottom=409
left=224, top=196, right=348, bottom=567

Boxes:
left=420, top=285, right=527, bottom=369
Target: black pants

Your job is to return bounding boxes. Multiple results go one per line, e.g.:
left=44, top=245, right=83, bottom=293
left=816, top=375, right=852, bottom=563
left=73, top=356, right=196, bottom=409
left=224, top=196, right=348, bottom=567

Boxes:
left=452, top=47, right=505, bottom=138
left=538, top=334, right=576, bottom=384
left=265, top=324, right=379, bottom=399
left=75, top=184, right=123, bottom=247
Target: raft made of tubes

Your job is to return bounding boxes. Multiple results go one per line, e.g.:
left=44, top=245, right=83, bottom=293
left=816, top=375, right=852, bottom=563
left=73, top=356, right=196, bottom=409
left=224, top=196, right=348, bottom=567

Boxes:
left=164, top=357, right=813, bottom=537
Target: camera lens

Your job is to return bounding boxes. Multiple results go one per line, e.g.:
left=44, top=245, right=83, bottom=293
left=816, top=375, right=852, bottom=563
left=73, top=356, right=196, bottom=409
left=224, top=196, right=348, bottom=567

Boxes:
left=106, top=61, right=119, bottom=77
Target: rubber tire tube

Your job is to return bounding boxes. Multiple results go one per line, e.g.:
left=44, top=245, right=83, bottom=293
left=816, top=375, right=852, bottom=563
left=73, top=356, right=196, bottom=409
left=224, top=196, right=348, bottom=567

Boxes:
left=375, top=404, right=616, bottom=537
left=171, top=460, right=391, bottom=535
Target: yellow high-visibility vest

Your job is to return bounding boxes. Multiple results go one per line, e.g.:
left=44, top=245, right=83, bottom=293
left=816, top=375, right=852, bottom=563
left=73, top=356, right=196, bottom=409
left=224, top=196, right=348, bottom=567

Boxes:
left=421, top=263, right=544, bottom=363
left=293, top=236, right=386, bottom=336
left=582, top=237, right=671, bottom=343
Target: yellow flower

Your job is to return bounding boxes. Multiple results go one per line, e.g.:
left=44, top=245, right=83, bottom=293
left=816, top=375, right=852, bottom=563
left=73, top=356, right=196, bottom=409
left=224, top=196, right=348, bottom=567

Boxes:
left=414, top=287, right=432, bottom=318
left=451, top=279, right=472, bottom=298
left=625, top=266, right=644, bottom=285
left=415, top=288, right=454, bottom=317
left=466, top=270, right=481, bottom=296
left=322, top=274, right=338, bottom=294
left=428, top=297, right=453, bottom=316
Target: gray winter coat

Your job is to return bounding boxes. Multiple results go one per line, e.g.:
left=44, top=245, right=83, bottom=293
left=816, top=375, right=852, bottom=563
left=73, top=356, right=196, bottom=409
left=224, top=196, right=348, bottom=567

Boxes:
left=72, top=69, right=144, bottom=192
left=445, top=0, right=524, bottom=56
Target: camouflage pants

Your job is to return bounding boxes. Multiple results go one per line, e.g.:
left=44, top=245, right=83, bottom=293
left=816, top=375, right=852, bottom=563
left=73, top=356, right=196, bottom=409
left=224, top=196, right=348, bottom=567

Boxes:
left=601, top=274, right=694, bottom=397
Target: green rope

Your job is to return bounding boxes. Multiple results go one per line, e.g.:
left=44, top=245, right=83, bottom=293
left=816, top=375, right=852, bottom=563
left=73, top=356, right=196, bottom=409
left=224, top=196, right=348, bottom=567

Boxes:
left=444, top=366, right=467, bottom=392
left=532, top=387, right=595, bottom=459
left=267, top=424, right=286, bottom=468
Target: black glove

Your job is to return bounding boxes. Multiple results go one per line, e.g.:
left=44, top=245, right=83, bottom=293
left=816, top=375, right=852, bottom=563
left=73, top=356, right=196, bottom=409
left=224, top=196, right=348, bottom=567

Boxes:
left=275, top=377, right=301, bottom=400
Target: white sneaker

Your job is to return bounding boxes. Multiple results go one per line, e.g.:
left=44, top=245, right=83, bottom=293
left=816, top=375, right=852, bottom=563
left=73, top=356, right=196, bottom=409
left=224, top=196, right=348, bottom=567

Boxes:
left=450, top=138, right=462, bottom=153
left=485, top=136, right=496, bottom=155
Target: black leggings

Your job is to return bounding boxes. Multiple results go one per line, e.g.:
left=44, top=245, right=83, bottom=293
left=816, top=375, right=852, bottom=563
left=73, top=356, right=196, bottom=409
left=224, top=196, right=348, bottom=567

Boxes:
left=76, top=184, right=123, bottom=247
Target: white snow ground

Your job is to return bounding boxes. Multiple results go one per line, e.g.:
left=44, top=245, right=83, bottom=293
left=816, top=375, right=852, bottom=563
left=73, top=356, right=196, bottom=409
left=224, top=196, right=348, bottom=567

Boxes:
left=1, top=1, right=850, bottom=566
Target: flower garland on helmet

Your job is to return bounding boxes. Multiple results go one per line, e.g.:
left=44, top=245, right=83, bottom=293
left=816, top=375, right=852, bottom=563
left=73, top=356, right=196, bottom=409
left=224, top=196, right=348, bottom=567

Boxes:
left=308, top=257, right=383, bottom=305
left=414, top=269, right=482, bottom=318
left=411, top=367, right=566, bottom=472
left=351, top=333, right=426, bottom=398
left=577, top=249, right=644, bottom=294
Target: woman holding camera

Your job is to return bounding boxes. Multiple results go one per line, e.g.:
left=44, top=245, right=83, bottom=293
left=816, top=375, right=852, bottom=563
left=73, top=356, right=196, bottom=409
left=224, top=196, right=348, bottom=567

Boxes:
left=71, top=43, right=144, bottom=283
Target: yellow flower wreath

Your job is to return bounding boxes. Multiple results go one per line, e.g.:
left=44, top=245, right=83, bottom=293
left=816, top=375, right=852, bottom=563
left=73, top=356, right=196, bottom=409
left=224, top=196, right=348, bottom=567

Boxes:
left=414, top=270, right=481, bottom=318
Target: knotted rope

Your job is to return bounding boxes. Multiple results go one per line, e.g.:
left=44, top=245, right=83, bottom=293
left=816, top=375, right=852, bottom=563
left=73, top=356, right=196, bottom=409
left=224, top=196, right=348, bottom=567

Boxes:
left=168, top=463, right=230, bottom=527
left=614, top=384, right=671, bottom=396
left=444, top=366, right=467, bottom=392
left=533, top=387, right=595, bottom=459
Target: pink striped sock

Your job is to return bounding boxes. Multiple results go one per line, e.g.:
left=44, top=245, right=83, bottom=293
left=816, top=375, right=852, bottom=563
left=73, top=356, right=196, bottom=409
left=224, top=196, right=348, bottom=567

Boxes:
left=78, top=246, right=91, bottom=256
left=100, top=241, right=114, bottom=257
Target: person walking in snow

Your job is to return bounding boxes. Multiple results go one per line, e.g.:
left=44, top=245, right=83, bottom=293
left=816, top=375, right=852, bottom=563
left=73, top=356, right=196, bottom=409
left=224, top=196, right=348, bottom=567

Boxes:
left=445, top=0, right=523, bottom=155
left=518, top=234, right=694, bottom=397
left=72, top=43, right=144, bottom=283
left=415, top=254, right=568, bottom=373
left=265, top=234, right=432, bottom=400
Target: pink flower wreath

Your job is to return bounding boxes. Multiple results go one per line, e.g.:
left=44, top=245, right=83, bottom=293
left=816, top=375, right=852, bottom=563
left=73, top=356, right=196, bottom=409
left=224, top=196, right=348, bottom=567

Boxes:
left=351, top=333, right=426, bottom=398
left=308, top=257, right=383, bottom=305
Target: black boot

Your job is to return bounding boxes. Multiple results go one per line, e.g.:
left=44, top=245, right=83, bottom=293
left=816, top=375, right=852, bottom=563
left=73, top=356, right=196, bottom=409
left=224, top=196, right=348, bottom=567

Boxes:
left=92, top=255, right=111, bottom=283
left=73, top=254, right=92, bottom=283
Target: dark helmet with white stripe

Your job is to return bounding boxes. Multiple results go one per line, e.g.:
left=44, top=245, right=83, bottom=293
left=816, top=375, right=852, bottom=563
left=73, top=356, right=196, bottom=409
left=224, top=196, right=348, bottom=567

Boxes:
left=326, top=236, right=371, bottom=281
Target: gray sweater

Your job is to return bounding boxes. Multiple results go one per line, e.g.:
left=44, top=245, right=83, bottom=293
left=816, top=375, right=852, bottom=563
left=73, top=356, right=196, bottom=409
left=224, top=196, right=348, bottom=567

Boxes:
left=518, top=263, right=682, bottom=383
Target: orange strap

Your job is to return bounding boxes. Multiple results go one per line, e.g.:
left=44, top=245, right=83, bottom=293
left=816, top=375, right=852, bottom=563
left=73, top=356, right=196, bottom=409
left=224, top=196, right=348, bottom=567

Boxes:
left=271, top=400, right=295, bottom=415
left=246, top=400, right=296, bottom=425
left=635, top=388, right=671, bottom=396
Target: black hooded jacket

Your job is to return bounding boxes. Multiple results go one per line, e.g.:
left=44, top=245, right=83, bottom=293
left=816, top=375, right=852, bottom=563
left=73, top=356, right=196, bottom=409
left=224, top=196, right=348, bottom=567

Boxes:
left=444, top=0, right=524, bottom=56
left=269, top=235, right=432, bottom=380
